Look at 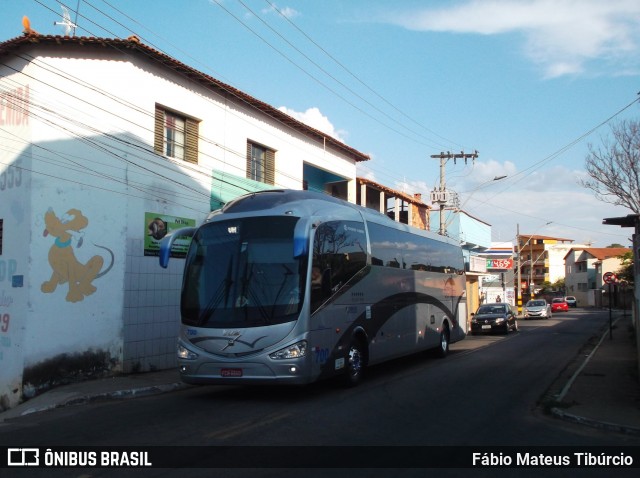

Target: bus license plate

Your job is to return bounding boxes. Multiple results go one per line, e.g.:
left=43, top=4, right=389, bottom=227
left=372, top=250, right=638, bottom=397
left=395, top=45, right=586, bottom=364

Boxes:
left=221, top=368, right=243, bottom=377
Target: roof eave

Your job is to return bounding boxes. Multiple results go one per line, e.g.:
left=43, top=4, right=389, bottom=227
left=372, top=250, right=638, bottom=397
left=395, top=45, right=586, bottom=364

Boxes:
left=0, top=33, right=370, bottom=163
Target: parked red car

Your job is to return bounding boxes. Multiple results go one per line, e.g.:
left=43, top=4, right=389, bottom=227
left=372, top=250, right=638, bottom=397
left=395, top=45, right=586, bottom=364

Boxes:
left=551, top=298, right=569, bottom=312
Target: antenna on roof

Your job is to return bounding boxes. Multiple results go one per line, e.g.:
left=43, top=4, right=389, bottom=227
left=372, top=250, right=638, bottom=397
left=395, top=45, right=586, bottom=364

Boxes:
left=54, top=5, right=77, bottom=36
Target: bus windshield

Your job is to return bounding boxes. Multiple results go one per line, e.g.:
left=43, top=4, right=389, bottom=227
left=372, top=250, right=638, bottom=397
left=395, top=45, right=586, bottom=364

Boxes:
left=181, top=216, right=306, bottom=328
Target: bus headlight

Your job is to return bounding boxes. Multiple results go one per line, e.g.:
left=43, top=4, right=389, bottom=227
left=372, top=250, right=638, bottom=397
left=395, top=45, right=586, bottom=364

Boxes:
left=177, top=343, right=198, bottom=360
left=269, top=341, right=307, bottom=360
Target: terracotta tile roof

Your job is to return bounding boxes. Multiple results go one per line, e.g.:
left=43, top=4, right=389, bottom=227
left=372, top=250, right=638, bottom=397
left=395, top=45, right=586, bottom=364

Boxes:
left=564, top=247, right=631, bottom=261
left=582, top=247, right=631, bottom=260
left=0, top=32, right=370, bottom=163
left=357, top=177, right=428, bottom=206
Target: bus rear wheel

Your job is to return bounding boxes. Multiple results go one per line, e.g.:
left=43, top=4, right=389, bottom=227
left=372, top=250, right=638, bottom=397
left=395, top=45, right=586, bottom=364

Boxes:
left=344, top=338, right=366, bottom=386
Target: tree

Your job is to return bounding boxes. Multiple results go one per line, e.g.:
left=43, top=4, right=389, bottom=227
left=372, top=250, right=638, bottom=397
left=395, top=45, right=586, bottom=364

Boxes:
left=616, top=251, right=634, bottom=287
left=581, top=119, right=640, bottom=213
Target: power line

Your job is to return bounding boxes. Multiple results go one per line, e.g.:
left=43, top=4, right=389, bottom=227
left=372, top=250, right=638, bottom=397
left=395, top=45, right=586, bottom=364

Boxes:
left=28, top=0, right=444, bottom=199
left=262, top=0, right=465, bottom=151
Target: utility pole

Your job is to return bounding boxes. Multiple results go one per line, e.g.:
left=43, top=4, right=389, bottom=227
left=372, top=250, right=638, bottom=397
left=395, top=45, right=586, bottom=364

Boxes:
left=430, top=151, right=478, bottom=235
left=516, top=224, right=522, bottom=313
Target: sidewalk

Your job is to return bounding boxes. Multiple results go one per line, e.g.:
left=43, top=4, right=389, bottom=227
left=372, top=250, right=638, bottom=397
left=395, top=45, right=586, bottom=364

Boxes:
left=0, top=368, right=190, bottom=422
left=1, top=312, right=639, bottom=436
left=548, top=312, right=640, bottom=436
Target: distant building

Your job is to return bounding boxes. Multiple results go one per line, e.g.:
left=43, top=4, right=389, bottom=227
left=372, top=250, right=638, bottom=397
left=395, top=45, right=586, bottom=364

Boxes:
left=356, top=177, right=431, bottom=230
left=515, top=234, right=589, bottom=296
left=431, top=207, right=494, bottom=322
left=564, top=247, right=630, bottom=307
left=479, top=242, right=515, bottom=305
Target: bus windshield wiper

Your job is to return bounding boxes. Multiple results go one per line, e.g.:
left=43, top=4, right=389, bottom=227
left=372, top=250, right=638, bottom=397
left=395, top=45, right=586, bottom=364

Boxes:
left=197, top=258, right=233, bottom=326
left=269, top=264, right=294, bottom=320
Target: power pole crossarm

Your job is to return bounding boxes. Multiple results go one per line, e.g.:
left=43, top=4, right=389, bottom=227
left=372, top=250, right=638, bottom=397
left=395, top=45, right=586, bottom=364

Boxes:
left=429, top=151, right=479, bottom=236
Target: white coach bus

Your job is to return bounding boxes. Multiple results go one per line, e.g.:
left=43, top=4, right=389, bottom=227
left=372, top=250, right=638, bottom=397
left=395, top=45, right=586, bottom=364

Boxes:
left=159, top=189, right=466, bottom=386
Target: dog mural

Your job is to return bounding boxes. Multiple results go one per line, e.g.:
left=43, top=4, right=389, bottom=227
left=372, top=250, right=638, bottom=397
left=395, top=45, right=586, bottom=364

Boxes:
left=41, top=208, right=114, bottom=303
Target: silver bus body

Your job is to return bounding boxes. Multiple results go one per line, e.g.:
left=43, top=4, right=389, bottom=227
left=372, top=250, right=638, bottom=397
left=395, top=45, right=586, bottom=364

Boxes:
left=160, top=190, right=467, bottom=385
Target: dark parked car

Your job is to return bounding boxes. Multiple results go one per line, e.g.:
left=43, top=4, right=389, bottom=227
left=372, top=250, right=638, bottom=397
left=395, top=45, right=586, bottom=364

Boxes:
left=564, top=296, right=577, bottom=307
left=551, top=298, right=569, bottom=312
left=471, top=303, right=518, bottom=335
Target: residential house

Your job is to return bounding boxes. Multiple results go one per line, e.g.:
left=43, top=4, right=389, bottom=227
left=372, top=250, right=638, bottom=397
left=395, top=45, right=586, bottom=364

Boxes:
left=564, top=247, right=631, bottom=307
left=356, top=177, right=430, bottom=230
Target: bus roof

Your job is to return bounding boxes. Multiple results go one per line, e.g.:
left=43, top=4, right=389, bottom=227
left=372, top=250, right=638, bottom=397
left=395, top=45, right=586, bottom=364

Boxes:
left=206, top=189, right=458, bottom=246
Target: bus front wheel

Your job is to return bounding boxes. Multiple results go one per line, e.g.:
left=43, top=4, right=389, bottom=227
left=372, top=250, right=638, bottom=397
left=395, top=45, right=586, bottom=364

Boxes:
left=344, top=338, right=366, bottom=386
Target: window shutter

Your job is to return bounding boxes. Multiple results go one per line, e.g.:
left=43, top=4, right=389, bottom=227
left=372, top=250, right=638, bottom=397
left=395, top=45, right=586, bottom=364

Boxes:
left=265, top=149, right=275, bottom=185
left=184, top=118, right=199, bottom=164
left=246, top=142, right=252, bottom=179
left=154, top=106, right=164, bottom=155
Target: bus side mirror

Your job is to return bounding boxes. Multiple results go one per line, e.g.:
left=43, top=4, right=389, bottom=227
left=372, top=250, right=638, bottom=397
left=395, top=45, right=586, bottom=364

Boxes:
left=159, top=227, right=197, bottom=268
left=293, top=219, right=309, bottom=259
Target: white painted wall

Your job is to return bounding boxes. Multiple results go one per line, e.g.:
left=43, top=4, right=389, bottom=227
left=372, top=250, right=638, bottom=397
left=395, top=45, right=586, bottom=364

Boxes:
left=0, top=71, right=32, bottom=408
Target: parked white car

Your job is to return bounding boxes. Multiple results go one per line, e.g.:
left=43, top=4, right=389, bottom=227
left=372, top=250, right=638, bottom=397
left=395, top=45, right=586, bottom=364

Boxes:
left=524, top=299, right=552, bottom=319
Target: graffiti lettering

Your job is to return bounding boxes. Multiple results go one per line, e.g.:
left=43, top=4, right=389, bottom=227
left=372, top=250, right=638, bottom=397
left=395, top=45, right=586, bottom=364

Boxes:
left=0, top=159, right=22, bottom=191
left=0, top=260, right=18, bottom=282
left=1, top=314, right=8, bottom=333
left=0, top=85, right=30, bottom=127
left=0, top=290, right=13, bottom=308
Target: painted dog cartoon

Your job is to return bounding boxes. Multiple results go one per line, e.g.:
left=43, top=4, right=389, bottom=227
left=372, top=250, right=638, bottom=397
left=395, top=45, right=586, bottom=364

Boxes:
left=41, top=208, right=113, bottom=303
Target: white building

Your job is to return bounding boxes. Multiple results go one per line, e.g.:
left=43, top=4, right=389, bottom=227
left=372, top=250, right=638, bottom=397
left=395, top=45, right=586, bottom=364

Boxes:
left=564, top=247, right=630, bottom=307
left=0, top=32, right=368, bottom=410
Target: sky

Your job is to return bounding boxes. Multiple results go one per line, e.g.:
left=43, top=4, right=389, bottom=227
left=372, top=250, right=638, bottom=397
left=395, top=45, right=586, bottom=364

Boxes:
left=2, top=0, right=640, bottom=248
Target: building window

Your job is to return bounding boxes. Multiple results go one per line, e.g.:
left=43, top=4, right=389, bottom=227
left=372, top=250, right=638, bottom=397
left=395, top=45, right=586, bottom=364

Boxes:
left=154, top=105, right=199, bottom=163
left=246, top=141, right=275, bottom=185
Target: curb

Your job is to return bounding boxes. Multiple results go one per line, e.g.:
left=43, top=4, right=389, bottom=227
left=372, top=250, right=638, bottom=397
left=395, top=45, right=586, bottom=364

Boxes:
left=61, top=382, right=190, bottom=407
left=3, top=382, right=190, bottom=420
left=550, top=407, right=640, bottom=437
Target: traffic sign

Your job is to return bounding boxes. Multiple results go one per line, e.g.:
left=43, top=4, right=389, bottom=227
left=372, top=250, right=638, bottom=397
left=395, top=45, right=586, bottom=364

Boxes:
left=603, top=271, right=618, bottom=284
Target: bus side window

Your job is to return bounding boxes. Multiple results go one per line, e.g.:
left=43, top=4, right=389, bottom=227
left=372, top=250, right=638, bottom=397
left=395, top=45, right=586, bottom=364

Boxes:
left=311, top=221, right=366, bottom=312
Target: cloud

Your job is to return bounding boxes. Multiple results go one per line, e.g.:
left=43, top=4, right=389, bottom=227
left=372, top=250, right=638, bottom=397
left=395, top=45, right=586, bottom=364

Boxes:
left=383, top=0, right=640, bottom=78
left=278, top=106, right=347, bottom=141
left=356, top=163, right=378, bottom=181
left=261, top=3, right=300, bottom=19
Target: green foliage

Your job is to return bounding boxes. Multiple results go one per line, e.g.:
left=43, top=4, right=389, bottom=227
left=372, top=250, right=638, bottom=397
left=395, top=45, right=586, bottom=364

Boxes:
left=616, top=251, right=634, bottom=287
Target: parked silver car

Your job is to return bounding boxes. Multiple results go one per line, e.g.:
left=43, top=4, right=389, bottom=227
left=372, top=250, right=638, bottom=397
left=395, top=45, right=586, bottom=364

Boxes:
left=524, top=299, right=552, bottom=319
left=564, top=296, right=577, bottom=307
